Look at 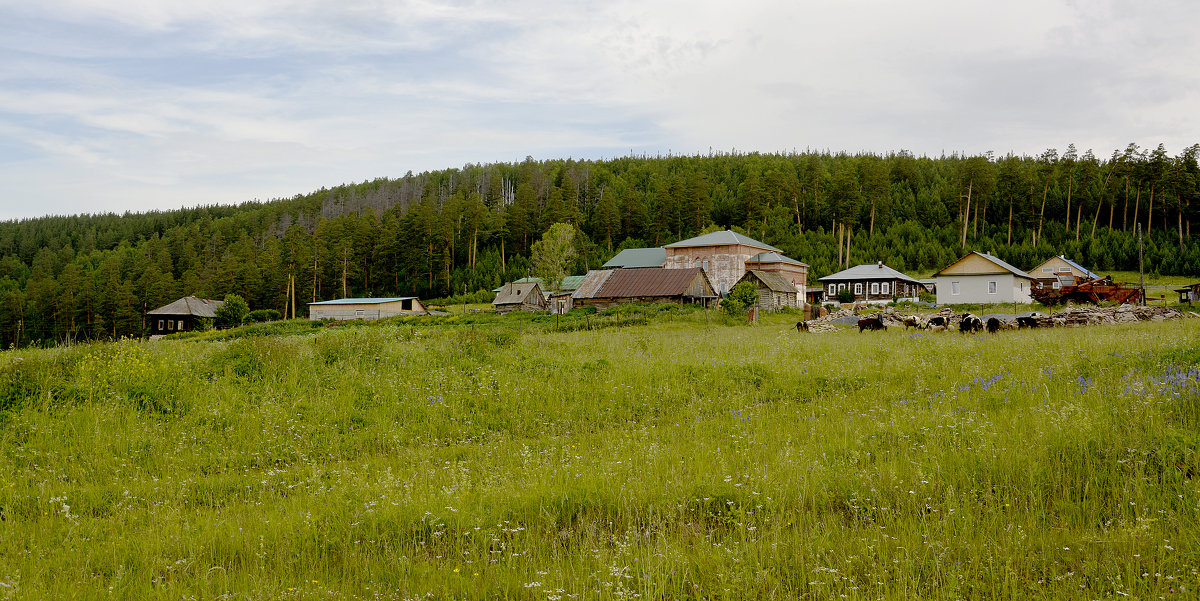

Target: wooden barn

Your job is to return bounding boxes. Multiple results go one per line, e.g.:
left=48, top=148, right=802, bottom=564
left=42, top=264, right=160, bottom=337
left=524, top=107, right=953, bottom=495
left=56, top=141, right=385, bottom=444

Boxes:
left=572, top=267, right=717, bottom=310
left=147, top=296, right=223, bottom=336
left=308, top=297, right=426, bottom=321
left=736, top=270, right=802, bottom=311
left=493, top=282, right=546, bottom=312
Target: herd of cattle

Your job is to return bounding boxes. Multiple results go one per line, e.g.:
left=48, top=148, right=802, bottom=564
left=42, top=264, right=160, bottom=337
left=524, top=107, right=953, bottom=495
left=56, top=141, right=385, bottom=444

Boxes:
left=798, top=312, right=1041, bottom=334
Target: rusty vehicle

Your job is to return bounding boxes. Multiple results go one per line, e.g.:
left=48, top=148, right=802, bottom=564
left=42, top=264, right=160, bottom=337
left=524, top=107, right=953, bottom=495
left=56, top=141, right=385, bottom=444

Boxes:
left=1031, top=276, right=1142, bottom=306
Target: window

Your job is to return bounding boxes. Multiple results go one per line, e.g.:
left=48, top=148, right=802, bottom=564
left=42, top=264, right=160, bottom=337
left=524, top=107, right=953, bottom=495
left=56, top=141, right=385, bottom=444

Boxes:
left=882, top=283, right=890, bottom=295
left=168, top=320, right=174, bottom=330
left=838, top=283, right=846, bottom=292
left=177, top=322, right=185, bottom=331
left=703, top=259, right=710, bottom=271
left=951, top=281, right=960, bottom=295
left=1042, top=267, right=1053, bottom=273
left=1058, top=266, right=1071, bottom=272
left=827, top=284, right=836, bottom=295
left=355, top=310, right=365, bottom=318
left=854, top=283, right=863, bottom=295
left=157, top=320, right=164, bottom=330
left=1052, top=281, right=1061, bottom=289
left=870, top=282, right=879, bottom=295
left=988, top=281, right=998, bottom=294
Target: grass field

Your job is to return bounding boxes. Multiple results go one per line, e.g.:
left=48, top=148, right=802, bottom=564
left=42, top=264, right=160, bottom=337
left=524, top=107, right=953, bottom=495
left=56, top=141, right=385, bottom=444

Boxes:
left=1, top=307, right=1198, bottom=599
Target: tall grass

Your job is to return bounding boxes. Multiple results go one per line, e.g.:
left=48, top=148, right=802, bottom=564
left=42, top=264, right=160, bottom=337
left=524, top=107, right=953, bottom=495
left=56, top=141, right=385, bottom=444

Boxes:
left=0, top=311, right=1197, bottom=599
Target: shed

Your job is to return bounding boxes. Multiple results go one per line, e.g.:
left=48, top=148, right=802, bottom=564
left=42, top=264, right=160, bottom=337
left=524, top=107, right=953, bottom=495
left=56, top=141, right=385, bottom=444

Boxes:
left=737, top=270, right=802, bottom=311
left=308, top=297, right=426, bottom=321
left=1176, top=283, right=1200, bottom=304
left=147, top=296, right=224, bottom=336
left=493, top=282, right=546, bottom=312
left=572, top=267, right=717, bottom=310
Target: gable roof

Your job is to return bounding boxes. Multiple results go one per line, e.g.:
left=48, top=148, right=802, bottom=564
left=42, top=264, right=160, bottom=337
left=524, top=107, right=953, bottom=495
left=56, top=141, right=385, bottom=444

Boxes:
left=1032, top=255, right=1102, bottom=280
left=493, top=282, right=543, bottom=305
left=818, top=263, right=920, bottom=285
left=745, top=251, right=808, bottom=267
left=492, top=277, right=545, bottom=293
left=602, top=247, right=667, bottom=269
left=147, top=296, right=223, bottom=317
left=934, top=251, right=1035, bottom=280
left=664, top=230, right=780, bottom=252
left=309, top=297, right=418, bottom=306
left=558, top=275, right=586, bottom=291
left=741, top=270, right=799, bottom=294
left=574, top=267, right=715, bottom=299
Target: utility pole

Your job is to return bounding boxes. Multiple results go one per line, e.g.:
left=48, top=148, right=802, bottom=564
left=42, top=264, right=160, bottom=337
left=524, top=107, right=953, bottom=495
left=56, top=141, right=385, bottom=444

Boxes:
left=1137, top=222, right=1146, bottom=306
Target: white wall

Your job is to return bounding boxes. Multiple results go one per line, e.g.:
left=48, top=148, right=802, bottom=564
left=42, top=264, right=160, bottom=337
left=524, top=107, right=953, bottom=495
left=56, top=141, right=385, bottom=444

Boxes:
left=936, top=274, right=1033, bottom=305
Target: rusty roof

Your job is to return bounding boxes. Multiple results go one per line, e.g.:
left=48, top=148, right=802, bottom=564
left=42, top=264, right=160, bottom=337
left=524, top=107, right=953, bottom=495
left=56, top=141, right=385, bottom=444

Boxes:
left=582, top=267, right=715, bottom=299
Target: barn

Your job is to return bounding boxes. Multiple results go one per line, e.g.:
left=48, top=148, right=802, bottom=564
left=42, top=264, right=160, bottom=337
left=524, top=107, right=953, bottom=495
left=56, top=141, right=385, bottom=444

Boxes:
left=147, top=296, right=223, bottom=336
left=308, top=297, right=426, bottom=321
left=572, top=267, right=717, bottom=310
left=736, top=270, right=802, bottom=311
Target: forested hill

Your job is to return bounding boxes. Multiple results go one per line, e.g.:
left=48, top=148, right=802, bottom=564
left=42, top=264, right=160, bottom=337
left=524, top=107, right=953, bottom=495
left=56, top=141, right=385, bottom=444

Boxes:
left=3, top=143, right=1199, bottom=347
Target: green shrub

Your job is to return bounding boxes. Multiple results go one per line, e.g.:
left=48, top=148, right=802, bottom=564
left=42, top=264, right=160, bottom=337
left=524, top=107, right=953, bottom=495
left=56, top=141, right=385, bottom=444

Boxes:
left=243, top=309, right=281, bottom=323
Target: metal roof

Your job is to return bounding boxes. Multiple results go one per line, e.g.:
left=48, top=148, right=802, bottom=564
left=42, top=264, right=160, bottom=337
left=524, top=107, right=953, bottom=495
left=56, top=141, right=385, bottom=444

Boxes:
left=602, top=247, right=667, bottom=269
left=309, top=297, right=419, bottom=306
left=745, top=251, right=807, bottom=267
left=492, top=277, right=545, bottom=293
left=818, top=263, right=920, bottom=284
left=663, top=230, right=780, bottom=252
left=742, top=270, right=799, bottom=294
left=147, top=296, right=223, bottom=317
left=597, top=267, right=714, bottom=298
left=1056, top=255, right=1102, bottom=280
left=572, top=270, right=613, bottom=300
left=558, top=275, right=586, bottom=291
left=934, top=251, right=1035, bottom=280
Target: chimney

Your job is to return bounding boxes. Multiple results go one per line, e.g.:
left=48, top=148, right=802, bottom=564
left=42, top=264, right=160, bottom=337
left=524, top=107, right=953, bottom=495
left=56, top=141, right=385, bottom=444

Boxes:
left=877, top=261, right=883, bottom=268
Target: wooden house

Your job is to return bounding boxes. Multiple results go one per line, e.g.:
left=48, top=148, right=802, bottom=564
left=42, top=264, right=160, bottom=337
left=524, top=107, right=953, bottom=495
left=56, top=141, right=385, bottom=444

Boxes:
left=493, top=282, right=546, bottom=312
left=548, top=275, right=586, bottom=315
left=933, top=251, right=1036, bottom=305
left=1030, top=255, right=1101, bottom=291
left=308, top=297, right=425, bottom=321
left=571, top=267, right=717, bottom=310
left=736, top=270, right=802, bottom=311
left=147, top=296, right=223, bottom=336
left=818, top=262, right=922, bottom=303
left=744, top=251, right=808, bottom=303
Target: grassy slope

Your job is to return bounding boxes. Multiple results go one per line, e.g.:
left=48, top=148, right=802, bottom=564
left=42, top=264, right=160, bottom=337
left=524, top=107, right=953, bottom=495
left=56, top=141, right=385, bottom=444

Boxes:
left=1, top=309, right=1198, bottom=600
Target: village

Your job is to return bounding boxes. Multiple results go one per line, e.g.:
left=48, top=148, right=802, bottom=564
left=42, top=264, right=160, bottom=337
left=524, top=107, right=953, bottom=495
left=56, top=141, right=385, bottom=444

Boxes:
left=147, top=229, right=1200, bottom=336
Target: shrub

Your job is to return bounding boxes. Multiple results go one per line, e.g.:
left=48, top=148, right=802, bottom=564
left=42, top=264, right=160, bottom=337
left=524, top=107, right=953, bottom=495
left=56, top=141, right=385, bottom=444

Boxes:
left=243, top=309, right=282, bottom=324
left=722, top=281, right=759, bottom=315
left=215, top=294, right=249, bottom=328
left=836, top=288, right=855, bottom=303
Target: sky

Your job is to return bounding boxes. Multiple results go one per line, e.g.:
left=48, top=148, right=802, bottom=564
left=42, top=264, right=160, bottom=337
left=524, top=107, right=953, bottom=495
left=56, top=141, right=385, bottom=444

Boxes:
left=1, top=0, right=1198, bottom=220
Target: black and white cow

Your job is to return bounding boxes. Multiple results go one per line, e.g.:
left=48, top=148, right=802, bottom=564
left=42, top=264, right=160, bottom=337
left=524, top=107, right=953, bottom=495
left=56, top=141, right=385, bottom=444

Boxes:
left=959, top=313, right=984, bottom=333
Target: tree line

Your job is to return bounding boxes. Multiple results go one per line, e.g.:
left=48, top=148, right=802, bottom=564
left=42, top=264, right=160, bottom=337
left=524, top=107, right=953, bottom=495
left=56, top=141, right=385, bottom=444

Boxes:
left=2, top=143, right=1198, bottom=347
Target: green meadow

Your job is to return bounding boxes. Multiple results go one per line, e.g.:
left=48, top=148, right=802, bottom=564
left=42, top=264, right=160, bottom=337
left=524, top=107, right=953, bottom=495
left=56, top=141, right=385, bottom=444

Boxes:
left=1, top=308, right=1198, bottom=600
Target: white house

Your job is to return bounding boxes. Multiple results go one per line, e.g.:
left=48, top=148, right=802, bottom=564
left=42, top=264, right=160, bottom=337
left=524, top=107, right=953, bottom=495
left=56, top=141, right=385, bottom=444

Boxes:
left=933, top=251, right=1036, bottom=305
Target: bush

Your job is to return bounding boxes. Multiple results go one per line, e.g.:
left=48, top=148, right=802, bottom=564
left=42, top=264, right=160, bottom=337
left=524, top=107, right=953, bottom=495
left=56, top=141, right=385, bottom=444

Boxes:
left=836, top=288, right=855, bottom=303
left=722, top=281, right=759, bottom=315
left=243, top=309, right=282, bottom=324
left=214, top=294, right=249, bottom=329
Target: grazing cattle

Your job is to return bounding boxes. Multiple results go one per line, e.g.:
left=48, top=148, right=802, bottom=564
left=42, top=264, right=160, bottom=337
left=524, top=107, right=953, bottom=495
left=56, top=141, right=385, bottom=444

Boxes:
left=1016, top=316, right=1038, bottom=329
left=796, top=320, right=809, bottom=333
left=858, top=315, right=887, bottom=332
left=901, top=315, right=921, bottom=330
left=986, top=317, right=1001, bottom=333
left=959, top=313, right=983, bottom=333
left=924, top=315, right=950, bottom=331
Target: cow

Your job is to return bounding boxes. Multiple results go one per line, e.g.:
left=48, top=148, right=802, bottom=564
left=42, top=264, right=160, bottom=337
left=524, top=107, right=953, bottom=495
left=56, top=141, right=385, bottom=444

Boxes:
left=858, top=315, right=887, bottom=332
left=924, top=315, right=950, bottom=331
left=1016, top=316, right=1038, bottom=329
left=986, top=317, right=1002, bottom=333
left=959, top=313, right=983, bottom=333
left=901, top=315, right=922, bottom=330
left=796, top=320, right=809, bottom=333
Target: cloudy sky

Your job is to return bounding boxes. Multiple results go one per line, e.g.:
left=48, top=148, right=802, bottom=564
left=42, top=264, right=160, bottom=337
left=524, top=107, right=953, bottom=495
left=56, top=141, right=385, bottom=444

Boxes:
left=1, top=0, right=1197, bottom=220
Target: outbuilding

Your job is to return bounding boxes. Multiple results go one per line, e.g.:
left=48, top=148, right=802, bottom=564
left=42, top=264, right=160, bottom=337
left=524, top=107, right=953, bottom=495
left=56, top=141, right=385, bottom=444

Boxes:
left=736, top=270, right=802, bottom=311
left=308, top=297, right=426, bottom=321
left=493, top=282, right=546, bottom=312
left=572, top=267, right=717, bottom=310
